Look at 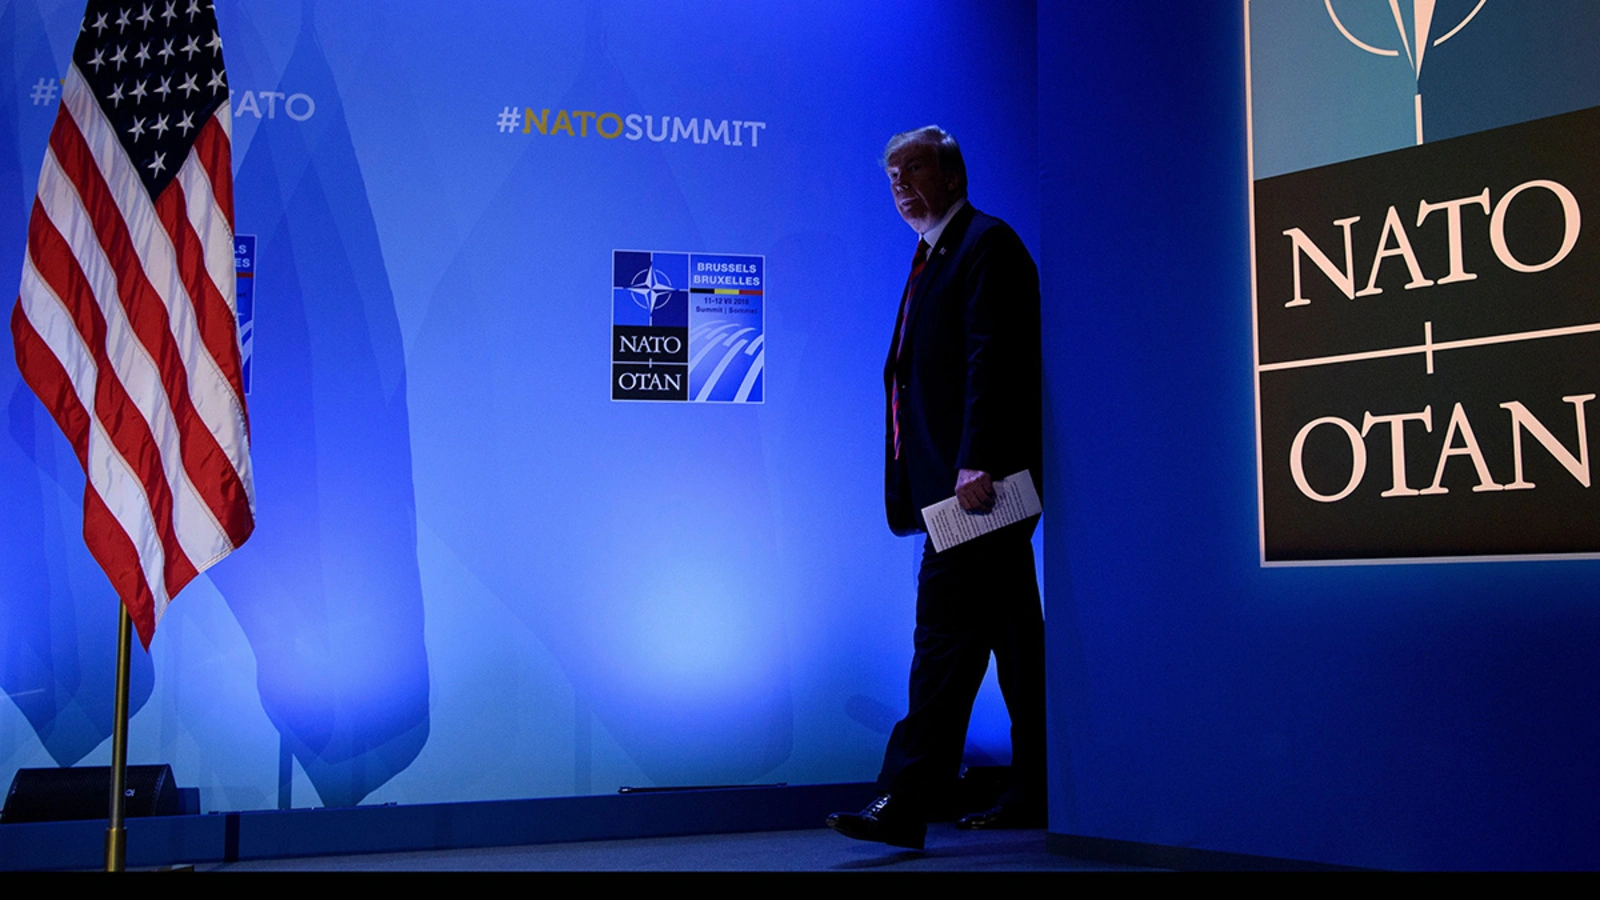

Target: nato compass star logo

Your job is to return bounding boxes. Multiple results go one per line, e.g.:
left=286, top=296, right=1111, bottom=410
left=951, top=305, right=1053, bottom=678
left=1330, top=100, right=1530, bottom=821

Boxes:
left=629, top=266, right=676, bottom=319
left=1325, top=0, right=1488, bottom=144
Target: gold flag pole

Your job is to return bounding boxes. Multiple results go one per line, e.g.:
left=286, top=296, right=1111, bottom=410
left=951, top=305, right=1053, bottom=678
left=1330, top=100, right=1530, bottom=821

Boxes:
left=103, top=605, right=133, bottom=872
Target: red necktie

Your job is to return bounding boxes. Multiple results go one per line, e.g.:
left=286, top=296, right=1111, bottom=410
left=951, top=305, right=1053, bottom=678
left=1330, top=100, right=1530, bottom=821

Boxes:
left=891, top=240, right=930, bottom=460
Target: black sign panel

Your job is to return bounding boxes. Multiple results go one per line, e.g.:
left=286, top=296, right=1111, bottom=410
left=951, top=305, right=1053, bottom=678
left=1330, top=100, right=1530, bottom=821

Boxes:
left=612, top=363, right=688, bottom=401
left=1254, top=106, right=1600, bottom=561
left=613, top=326, right=689, bottom=364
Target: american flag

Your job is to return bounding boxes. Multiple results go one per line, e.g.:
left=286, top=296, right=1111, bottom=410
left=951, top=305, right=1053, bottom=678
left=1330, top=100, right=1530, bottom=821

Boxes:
left=10, top=0, right=254, bottom=648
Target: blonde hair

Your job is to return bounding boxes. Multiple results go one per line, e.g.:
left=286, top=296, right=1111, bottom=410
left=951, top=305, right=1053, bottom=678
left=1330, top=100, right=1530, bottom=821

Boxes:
left=882, top=125, right=967, bottom=197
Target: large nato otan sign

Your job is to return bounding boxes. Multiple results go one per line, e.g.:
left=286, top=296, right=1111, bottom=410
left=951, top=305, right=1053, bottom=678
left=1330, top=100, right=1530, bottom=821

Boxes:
left=1247, top=1, right=1600, bottom=563
left=612, top=250, right=765, bottom=403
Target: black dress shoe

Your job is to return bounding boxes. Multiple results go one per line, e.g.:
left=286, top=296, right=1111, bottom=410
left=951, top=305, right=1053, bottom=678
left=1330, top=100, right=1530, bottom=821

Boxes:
left=955, top=804, right=1047, bottom=830
left=826, top=794, right=927, bottom=850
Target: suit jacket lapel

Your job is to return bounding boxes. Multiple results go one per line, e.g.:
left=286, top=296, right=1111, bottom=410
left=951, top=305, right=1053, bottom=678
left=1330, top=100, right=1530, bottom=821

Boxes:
left=900, top=203, right=975, bottom=350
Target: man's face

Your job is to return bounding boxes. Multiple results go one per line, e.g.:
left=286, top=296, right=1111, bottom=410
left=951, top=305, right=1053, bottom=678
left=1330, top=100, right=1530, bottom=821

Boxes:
left=886, top=142, right=956, bottom=234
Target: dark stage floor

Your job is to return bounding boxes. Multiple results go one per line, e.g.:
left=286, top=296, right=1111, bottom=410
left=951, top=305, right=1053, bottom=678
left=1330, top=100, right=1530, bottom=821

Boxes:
left=193, top=825, right=1157, bottom=872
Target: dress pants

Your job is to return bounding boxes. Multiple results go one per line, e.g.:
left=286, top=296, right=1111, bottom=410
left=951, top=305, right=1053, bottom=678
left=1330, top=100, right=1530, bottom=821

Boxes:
left=875, top=520, right=1047, bottom=818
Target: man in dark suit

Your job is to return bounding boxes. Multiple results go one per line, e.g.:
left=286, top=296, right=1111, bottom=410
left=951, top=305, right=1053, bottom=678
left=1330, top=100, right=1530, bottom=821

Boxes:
left=828, top=126, right=1046, bottom=850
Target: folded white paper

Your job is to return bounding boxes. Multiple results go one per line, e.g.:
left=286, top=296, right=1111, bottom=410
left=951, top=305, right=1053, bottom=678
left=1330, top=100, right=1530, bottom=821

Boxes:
left=921, top=470, right=1042, bottom=553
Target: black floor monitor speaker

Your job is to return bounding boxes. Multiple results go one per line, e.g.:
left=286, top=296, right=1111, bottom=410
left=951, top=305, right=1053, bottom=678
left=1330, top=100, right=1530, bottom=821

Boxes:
left=2, top=764, right=181, bottom=824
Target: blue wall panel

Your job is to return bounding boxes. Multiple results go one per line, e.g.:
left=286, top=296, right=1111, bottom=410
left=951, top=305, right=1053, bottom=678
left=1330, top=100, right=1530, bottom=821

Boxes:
left=1039, top=1, right=1600, bottom=870
left=1, top=0, right=1039, bottom=813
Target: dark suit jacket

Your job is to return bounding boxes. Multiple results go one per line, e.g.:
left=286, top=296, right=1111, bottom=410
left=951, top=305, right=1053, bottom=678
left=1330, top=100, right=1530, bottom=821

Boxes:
left=884, top=203, right=1042, bottom=536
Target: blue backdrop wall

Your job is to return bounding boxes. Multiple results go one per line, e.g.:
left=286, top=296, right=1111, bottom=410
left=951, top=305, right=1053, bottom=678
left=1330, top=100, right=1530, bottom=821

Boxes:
left=1040, top=2, right=1600, bottom=870
left=1, top=0, right=1039, bottom=813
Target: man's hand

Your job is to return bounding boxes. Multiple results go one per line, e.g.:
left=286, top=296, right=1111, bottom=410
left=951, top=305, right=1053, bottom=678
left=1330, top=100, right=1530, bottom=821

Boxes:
left=955, top=469, right=995, bottom=513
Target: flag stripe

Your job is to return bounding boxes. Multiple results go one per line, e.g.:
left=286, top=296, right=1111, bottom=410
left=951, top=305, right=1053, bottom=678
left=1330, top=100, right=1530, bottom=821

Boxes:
left=83, top=487, right=160, bottom=644
left=178, top=115, right=241, bottom=320
left=10, top=301, right=92, bottom=467
left=161, top=147, right=250, bottom=432
left=17, top=203, right=104, bottom=429
left=193, top=107, right=234, bottom=231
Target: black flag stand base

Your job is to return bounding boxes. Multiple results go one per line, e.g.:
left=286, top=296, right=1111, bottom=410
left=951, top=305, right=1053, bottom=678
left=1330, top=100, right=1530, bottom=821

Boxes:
left=104, top=605, right=133, bottom=873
